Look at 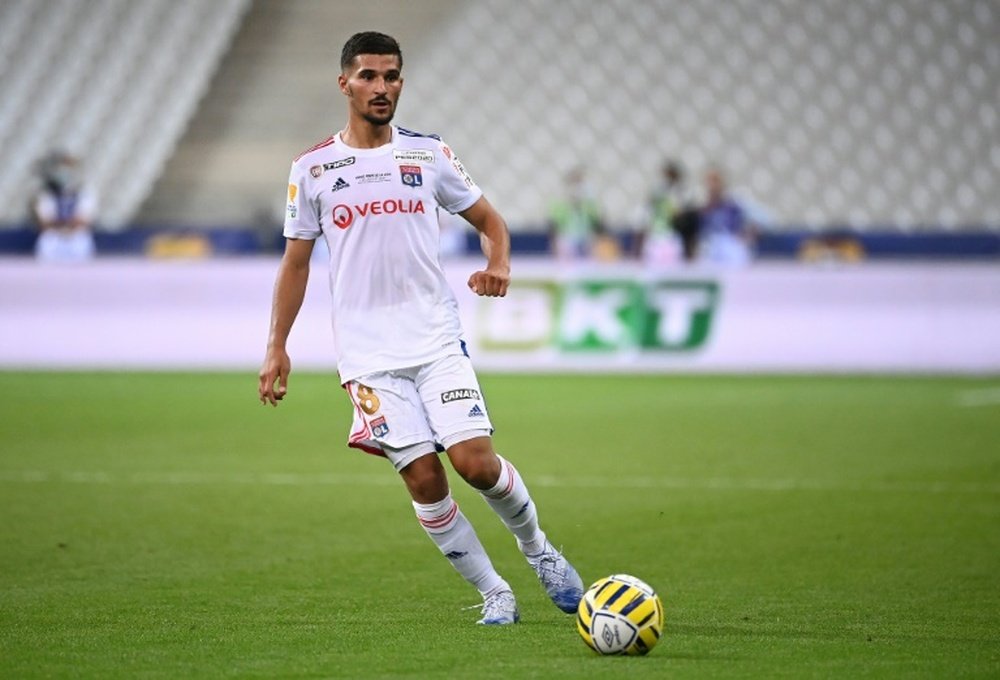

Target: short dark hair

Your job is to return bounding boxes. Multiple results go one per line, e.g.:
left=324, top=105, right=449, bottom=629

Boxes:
left=340, top=31, right=402, bottom=71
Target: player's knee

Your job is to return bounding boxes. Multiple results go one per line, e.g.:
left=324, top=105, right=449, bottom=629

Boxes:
left=448, top=437, right=500, bottom=490
left=400, top=454, right=448, bottom=502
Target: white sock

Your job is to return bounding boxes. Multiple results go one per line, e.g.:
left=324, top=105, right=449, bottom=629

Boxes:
left=481, top=455, right=547, bottom=556
left=413, top=494, right=507, bottom=597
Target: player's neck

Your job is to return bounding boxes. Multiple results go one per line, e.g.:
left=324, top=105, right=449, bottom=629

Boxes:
left=340, top=119, right=393, bottom=149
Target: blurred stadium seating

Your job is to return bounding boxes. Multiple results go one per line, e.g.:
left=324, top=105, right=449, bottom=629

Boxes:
left=0, top=0, right=250, bottom=229
left=0, top=0, right=996, bottom=245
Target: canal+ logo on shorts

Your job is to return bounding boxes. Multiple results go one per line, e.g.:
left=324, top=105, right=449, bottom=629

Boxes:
left=332, top=198, right=426, bottom=229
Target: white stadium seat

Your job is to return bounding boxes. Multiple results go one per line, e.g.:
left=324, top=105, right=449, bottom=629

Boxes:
left=0, top=0, right=995, bottom=230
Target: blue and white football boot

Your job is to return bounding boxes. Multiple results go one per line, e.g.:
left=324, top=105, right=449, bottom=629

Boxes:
left=477, top=589, right=520, bottom=625
left=527, top=542, right=584, bottom=614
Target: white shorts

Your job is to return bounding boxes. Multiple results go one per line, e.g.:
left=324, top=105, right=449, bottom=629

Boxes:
left=343, top=352, right=494, bottom=471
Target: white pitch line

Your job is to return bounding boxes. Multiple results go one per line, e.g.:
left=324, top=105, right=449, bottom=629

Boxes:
left=0, top=470, right=997, bottom=495
left=956, top=386, right=1000, bottom=407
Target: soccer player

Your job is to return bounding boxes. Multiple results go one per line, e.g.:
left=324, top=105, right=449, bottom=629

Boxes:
left=258, top=31, right=583, bottom=625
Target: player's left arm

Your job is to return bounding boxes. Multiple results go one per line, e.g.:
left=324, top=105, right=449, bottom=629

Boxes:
left=460, top=196, right=510, bottom=297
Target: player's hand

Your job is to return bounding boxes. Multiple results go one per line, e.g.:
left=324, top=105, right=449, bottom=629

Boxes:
left=468, top=266, right=510, bottom=297
left=258, top=348, right=291, bottom=406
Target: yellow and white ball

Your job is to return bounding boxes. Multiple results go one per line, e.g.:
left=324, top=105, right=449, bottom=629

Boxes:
left=576, top=574, right=664, bottom=655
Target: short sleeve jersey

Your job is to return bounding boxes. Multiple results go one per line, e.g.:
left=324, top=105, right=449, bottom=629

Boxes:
left=284, top=125, right=483, bottom=383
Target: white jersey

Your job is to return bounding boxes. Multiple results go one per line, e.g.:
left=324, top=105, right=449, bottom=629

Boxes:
left=284, top=125, right=483, bottom=383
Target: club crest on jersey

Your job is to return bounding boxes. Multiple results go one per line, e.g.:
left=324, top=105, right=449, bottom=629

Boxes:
left=399, top=164, right=423, bottom=187
left=370, top=416, right=389, bottom=438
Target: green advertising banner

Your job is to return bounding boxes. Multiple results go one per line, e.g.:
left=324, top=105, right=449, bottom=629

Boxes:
left=3, top=261, right=999, bottom=372
left=478, top=280, right=720, bottom=353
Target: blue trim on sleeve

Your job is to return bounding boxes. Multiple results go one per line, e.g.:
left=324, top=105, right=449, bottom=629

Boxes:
left=397, top=126, right=442, bottom=141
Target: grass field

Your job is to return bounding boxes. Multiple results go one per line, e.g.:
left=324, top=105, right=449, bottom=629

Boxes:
left=1, top=372, right=998, bottom=678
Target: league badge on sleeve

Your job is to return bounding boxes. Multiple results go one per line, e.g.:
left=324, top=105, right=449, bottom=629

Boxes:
left=286, top=183, right=298, bottom=218
left=399, top=164, right=423, bottom=187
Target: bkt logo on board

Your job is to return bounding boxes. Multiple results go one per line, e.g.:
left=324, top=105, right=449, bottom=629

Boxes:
left=477, top=280, right=719, bottom=352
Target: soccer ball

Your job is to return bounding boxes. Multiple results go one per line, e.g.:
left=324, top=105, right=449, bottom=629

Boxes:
left=576, top=574, right=664, bottom=656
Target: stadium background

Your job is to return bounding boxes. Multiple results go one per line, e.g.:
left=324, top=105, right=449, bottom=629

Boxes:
left=0, top=0, right=997, bottom=238
left=0, top=0, right=998, bottom=372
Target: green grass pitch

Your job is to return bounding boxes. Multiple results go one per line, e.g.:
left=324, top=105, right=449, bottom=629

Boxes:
left=1, top=372, right=998, bottom=678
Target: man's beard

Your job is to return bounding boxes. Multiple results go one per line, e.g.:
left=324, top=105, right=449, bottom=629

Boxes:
left=362, top=111, right=394, bottom=126
left=362, top=105, right=395, bottom=127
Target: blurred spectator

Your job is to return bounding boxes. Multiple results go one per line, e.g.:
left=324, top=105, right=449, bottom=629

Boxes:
left=547, top=167, right=605, bottom=260
left=32, top=151, right=98, bottom=263
left=697, top=167, right=756, bottom=267
left=636, top=159, right=701, bottom=265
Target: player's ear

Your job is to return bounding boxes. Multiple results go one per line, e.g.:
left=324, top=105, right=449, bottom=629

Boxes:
left=337, top=72, right=349, bottom=95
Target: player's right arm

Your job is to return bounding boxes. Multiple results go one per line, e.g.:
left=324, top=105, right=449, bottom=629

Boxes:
left=259, top=237, right=315, bottom=406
